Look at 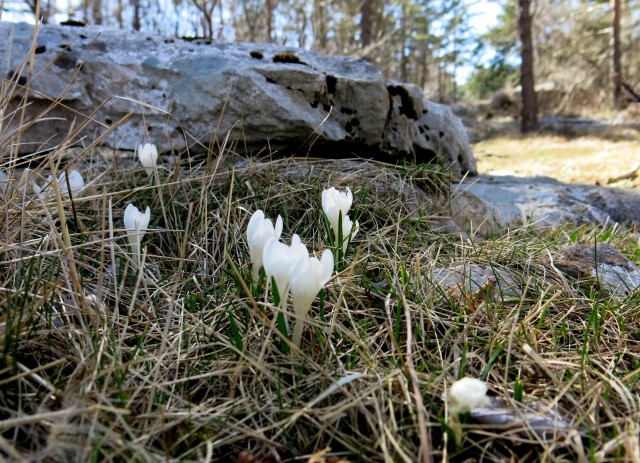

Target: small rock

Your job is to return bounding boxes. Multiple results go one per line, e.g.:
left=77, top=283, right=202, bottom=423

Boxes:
left=554, top=243, right=640, bottom=298
left=450, top=174, right=640, bottom=236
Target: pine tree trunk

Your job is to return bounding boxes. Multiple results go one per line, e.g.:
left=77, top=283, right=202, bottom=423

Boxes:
left=132, top=0, right=141, bottom=31
left=518, top=0, right=538, bottom=133
left=92, top=0, right=103, bottom=25
left=312, top=0, right=328, bottom=52
left=265, top=0, right=274, bottom=42
left=361, top=0, right=372, bottom=48
left=612, top=0, right=622, bottom=109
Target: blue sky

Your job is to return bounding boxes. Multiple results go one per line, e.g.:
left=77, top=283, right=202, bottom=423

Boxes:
left=469, top=0, right=503, bottom=35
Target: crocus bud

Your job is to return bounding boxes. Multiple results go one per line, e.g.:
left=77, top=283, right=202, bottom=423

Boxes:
left=340, top=214, right=359, bottom=252
left=448, top=377, right=490, bottom=416
left=33, top=170, right=85, bottom=198
left=124, top=203, right=151, bottom=268
left=321, top=186, right=353, bottom=238
left=137, top=143, right=158, bottom=176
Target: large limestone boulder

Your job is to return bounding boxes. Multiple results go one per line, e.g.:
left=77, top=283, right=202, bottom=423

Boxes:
left=1, top=22, right=476, bottom=177
left=449, top=174, right=640, bottom=236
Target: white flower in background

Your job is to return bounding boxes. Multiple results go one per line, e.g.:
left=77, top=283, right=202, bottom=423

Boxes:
left=322, top=186, right=359, bottom=251
left=289, top=248, right=334, bottom=348
left=448, top=377, right=490, bottom=416
left=123, top=203, right=151, bottom=268
left=247, top=209, right=283, bottom=280
left=33, top=170, right=85, bottom=198
left=262, top=234, right=308, bottom=309
left=137, top=143, right=158, bottom=176
left=322, top=186, right=353, bottom=234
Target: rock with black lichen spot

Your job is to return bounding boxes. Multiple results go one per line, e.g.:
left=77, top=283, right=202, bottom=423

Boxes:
left=0, top=22, right=476, bottom=177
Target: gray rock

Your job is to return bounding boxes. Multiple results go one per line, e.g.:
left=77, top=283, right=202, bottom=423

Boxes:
left=430, top=263, right=523, bottom=301
left=427, top=244, right=639, bottom=304
left=553, top=243, right=640, bottom=299
left=449, top=174, right=640, bottom=236
left=471, top=397, right=574, bottom=443
left=1, top=22, right=476, bottom=177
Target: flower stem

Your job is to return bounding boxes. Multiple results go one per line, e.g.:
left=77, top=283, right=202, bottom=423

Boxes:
left=291, top=318, right=305, bottom=348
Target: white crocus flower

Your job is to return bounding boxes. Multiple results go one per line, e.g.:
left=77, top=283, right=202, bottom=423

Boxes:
left=123, top=203, right=151, bottom=268
left=247, top=209, right=283, bottom=280
left=321, top=186, right=353, bottom=237
left=33, top=170, right=85, bottom=198
left=448, top=377, right=490, bottom=416
left=137, top=143, right=158, bottom=176
left=262, top=234, right=308, bottom=310
left=289, top=248, right=334, bottom=348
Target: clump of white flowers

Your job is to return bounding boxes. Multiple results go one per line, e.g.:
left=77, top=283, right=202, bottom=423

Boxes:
left=124, top=203, right=151, bottom=268
left=245, top=199, right=338, bottom=349
left=137, top=143, right=158, bottom=177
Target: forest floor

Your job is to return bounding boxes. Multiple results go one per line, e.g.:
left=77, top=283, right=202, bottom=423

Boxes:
left=471, top=119, right=640, bottom=187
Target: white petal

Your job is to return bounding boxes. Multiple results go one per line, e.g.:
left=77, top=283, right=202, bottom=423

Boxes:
left=66, top=170, right=85, bottom=195
left=141, top=206, right=151, bottom=229
left=320, top=249, right=334, bottom=281
left=274, top=215, right=283, bottom=240
left=263, top=238, right=291, bottom=290
left=123, top=204, right=140, bottom=231
left=247, top=210, right=265, bottom=242
left=138, top=143, right=158, bottom=168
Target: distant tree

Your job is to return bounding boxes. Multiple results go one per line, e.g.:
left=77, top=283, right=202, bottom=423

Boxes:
left=358, top=0, right=383, bottom=61
left=465, top=61, right=518, bottom=99
left=132, top=0, right=141, bottom=30
left=611, top=0, right=622, bottom=108
left=517, top=0, right=538, bottom=132
left=264, top=0, right=274, bottom=41
left=192, top=0, right=219, bottom=38
left=22, top=0, right=53, bottom=23
left=312, top=0, right=328, bottom=51
left=360, top=0, right=374, bottom=48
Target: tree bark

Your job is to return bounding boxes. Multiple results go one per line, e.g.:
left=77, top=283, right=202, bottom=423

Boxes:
left=518, top=0, right=538, bottom=133
left=25, top=0, right=51, bottom=23
left=360, top=0, right=373, bottom=48
left=132, top=0, right=141, bottom=31
left=265, top=0, right=274, bottom=42
left=312, top=0, right=328, bottom=51
left=92, top=0, right=103, bottom=24
left=611, top=0, right=622, bottom=109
